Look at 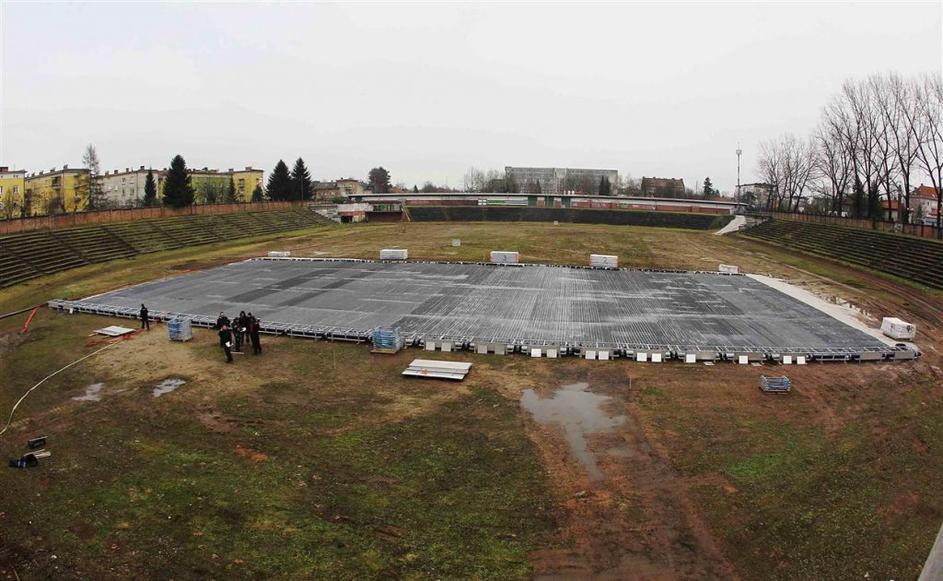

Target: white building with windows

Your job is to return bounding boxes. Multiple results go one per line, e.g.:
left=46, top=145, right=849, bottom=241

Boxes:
left=100, top=166, right=163, bottom=208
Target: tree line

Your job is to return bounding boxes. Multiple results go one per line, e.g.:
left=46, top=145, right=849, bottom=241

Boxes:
left=757, top=71, right=942, bottom=232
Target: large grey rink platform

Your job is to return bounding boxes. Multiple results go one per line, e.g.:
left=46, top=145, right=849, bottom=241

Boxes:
left=52, top=258, right=904, bottom=360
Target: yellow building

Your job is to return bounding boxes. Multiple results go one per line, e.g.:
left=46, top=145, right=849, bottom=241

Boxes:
left=0, top=166, right=27, bottom=219
left=231, top=167, right=264, bottom=202
left=188, top=168, right=231, bottom=205
left=25, top=166, right=90, bottom=216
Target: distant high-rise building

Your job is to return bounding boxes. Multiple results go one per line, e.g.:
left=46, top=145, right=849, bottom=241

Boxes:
left=505, top=166, right=618, bottom=195
left=640, top=177, right=686, bottom=197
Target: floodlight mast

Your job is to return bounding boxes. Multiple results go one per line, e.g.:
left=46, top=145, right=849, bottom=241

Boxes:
left=736, top=144, right=743, bottom=209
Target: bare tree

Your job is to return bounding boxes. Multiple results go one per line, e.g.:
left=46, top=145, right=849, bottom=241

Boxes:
left=814, top=117, right=853, bottom=215
left=876, top=73, right=921, bottom=223
left=910, top=73, right=943, bottom=236
left=757, top=134, right=816, bottom=212
left=463, top=167, right=486, bottom=192
left=81, top=144, right=103, bottom=212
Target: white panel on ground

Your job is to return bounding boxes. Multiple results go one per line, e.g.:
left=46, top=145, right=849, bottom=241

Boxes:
left=636, top=352, right=647, bottom=362
left=738, top=355, right=749, bottom=364
left=95, top=326, right=135, bottom=337
left=425, top=342, right=436, bottom=351
left=476, top=344, right=488, bottom=354
left=651, top=353, right=663, bottom=363
left=782, top=355, right=793, bottom=365
left=685, top=354, right=697, bottom=363
left=547, top=348, right=558, bottom=359
left=441, top=341, right=452, bottom=352
left=599, top=350, right=610, bottom=361
left=585, top=350, right=597, bottom=360
left=530, top=348, right=542, bottom=358
left=402, top=359, right=472, bottom=381
left=797, top=356, right=807, bottom=365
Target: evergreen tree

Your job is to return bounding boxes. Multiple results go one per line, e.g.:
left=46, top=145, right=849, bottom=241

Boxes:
left=163, top=154, right=195, bottom=208
left=412, top=185, right=419, bottom=193
left=143, top=169, right=157, bottom=207
left=266, top=160, right=292, bottom=201
left=225, top=177, right=237, bottom=204
left=251, top=183, right=264, bottom=203
left=534, top=179, right=542, bottom=194
left=599, top=176, right=611, bottom=196
left=368, top=167, right=391, bottom=193
left=290, top=158, right=313, bottom=201
left=702, top=177, right=714, bottom=198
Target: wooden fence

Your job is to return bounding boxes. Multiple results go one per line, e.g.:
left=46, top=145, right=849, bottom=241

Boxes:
left=0, top=201, right=309, bottom=235
left=768, top=211, right=942, bottom=240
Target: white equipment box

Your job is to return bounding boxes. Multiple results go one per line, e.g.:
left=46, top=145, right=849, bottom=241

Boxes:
left=490, top=251, right=519, bottom=264
left=881, top=317, right=916, bottom=340
left=719, top=264, right=740, bottom=274
left=590, top=254, right=618, bottom=268
left=380, top=248, right=408, bottom=260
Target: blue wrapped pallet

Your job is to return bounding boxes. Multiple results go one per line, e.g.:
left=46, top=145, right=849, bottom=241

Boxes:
left=168, top=317, right=193, bottom=342
left=371, top=327, right=403, bottom=354
left=759, top=375, right=791, bottom=394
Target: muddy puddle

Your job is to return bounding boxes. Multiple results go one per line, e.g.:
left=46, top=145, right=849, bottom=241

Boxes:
left=73, top=383, right=105, bottom=402
left=153, top=378, right=186, bottom=398
left=521, top=382, right=628, bottom=480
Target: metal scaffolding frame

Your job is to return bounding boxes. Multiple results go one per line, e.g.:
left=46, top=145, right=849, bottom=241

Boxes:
left=48, top=257, right=914, bottom=362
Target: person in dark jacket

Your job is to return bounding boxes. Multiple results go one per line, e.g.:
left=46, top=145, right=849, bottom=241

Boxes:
left=215, top=312, right=230, bottom=330
left=247, top=312, right=262, bottom=355
left=140, top=304, right=150, bottom=330
left=234, top=311, right=247, bottom=353
left=219, top=322, right=233, bottom=363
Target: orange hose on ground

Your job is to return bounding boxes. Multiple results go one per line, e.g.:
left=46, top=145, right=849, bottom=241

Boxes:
left=19, top=308, right=39, bottom=335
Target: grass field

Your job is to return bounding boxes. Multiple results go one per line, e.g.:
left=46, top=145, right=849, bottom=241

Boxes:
left=1, top=220, right=941, bottom=579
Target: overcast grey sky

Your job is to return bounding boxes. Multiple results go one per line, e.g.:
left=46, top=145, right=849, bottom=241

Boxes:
left=1, top=1, right=940, bottom=192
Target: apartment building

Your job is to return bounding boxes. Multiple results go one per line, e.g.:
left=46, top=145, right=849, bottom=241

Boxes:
left=505, top=167, right=619, bottom=195
left=0, top=166, right=27, bottom=218
left=100, top=166, right=163, bottom=207
left=231, top=167, right=264, bottom=202
left=25, top=166, right=90, bottom=215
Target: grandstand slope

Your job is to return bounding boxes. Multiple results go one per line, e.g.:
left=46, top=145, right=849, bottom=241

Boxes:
left=408, top=206, right=732, bottom=230
left=0, top=209, right=331, bottom=289
left=739, top=219, right=943, bottom=289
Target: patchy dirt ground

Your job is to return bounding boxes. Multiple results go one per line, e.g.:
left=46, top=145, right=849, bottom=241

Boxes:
left=0, top=221, right=941, bottom=579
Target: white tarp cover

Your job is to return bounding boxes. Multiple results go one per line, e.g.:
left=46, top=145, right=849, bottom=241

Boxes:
left=95, top=326, right=135, bottom=337
left=402, top=358, right=472, bottom=380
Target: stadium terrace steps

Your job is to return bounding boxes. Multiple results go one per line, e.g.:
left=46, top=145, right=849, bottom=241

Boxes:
left=55, top=225, right=138, bottom=263
left=104, top=221, right=182, bottom=253
left=740, top=219, right=943, bottom=289
left=0, top=209, right=328, bottom=289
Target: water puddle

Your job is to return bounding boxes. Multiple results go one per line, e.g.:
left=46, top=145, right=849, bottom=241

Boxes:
left=153, top=378, right=186, bottom=398
left=521, top=382, right=626, bottom=481
left=73, top=383, right=105, bottom=402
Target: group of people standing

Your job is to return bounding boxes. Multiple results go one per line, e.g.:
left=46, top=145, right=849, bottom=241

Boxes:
left=215, top=311, right=263, bottom=363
